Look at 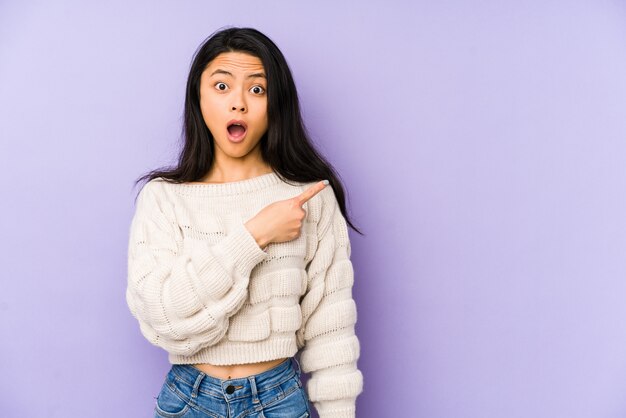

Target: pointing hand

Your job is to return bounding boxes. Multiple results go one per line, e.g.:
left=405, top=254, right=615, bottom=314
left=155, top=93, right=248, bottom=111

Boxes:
left=245, top=180, right=329, bottom=248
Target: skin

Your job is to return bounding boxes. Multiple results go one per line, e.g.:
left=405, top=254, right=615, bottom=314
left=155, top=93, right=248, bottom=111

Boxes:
left=188, top=51, right=328, bottom=380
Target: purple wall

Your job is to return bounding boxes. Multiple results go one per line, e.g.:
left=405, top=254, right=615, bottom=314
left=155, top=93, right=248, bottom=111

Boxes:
left=2, top=1, right=626, bottom=417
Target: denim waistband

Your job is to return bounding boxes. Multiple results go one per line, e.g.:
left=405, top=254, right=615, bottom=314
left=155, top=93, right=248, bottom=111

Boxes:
left=169, top=357, right=301, bottom=400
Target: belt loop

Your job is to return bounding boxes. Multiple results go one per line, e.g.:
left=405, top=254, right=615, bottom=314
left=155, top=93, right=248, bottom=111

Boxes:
left=248, top=375, right=260, bottom=404
left=191, top=370, right=205, bottom=399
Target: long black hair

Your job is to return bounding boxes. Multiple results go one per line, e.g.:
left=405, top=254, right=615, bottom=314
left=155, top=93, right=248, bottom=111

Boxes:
left=134, top=26, right=362, bottom=235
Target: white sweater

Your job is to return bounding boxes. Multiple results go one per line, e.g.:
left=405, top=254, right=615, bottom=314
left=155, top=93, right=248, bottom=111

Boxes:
left=126, top=171, right=363, bottom=418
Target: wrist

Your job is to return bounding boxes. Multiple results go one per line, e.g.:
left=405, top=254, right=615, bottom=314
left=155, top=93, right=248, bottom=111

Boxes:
left=245, top=221, right=271, bottom=249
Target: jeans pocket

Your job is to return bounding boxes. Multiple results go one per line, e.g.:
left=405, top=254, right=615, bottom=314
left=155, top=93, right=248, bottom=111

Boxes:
left=154, top=379, right=191, bottom=418
left=260, top=375, right=310, bottom=418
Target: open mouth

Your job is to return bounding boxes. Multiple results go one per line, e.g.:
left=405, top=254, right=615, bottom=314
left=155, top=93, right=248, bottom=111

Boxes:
left=227, top=120, right=247, bottom=140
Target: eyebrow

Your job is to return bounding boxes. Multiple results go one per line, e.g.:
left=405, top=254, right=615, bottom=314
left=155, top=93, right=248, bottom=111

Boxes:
left=210, top=69, right=266, bottom=79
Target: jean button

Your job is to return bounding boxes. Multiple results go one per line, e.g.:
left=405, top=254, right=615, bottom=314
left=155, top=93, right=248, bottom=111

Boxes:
left=225, top=385, right=235, bottom=394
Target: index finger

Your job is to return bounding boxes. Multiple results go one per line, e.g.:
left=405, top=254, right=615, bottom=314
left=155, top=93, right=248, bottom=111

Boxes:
left=296, top=180, right=329, bottom=206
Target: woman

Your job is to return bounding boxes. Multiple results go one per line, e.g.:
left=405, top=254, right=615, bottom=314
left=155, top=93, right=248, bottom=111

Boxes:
left=127, top=27, right=363, bottom=418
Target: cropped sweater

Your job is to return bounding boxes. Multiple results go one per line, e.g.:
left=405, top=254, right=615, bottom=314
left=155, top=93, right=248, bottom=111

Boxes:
left=125, top=171, right=363, bottom=418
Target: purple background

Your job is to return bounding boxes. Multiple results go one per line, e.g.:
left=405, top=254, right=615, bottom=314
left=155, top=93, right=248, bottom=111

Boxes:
left=2, top=1, right=626, bottom=417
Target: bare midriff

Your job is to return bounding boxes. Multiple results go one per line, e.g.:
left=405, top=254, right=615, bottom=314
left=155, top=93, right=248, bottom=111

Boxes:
left=192, top=357, right=289, bottom=380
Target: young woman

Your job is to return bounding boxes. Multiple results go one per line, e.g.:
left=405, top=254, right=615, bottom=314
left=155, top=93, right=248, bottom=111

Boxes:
left=126, top=27, right=363, bottom=418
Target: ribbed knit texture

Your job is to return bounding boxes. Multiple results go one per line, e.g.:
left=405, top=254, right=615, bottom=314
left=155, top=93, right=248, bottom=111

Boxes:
left=126, top=171, right=363, bottom=417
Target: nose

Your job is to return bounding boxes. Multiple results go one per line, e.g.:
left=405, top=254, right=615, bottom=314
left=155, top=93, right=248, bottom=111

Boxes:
left=230, top=89, right=247, bottom=113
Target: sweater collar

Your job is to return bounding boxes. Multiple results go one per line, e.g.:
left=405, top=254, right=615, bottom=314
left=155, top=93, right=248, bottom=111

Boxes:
left=164, top=171, right=284, bottom=197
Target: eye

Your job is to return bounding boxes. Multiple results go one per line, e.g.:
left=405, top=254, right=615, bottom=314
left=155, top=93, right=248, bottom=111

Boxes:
left=250, top=85, right=265, bottom=95
left=215, top=82, right=228, bottom=91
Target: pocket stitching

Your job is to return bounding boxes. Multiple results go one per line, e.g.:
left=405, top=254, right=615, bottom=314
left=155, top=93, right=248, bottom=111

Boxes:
left=154, top=382, right=191, bottom=418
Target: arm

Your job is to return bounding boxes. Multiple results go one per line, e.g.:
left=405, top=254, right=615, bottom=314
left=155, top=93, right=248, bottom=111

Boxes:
left=297, top=186, right=363, bottom=418
left=125, top=181, right=269, bottom=356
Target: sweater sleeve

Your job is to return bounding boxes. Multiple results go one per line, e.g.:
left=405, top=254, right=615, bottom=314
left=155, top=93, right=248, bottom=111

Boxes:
left=297, top=186, right=363, bottom=418
left=125, top=181, right=269, bottom=356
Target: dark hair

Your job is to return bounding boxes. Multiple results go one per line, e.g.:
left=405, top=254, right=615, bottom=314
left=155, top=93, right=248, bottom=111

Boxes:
left=134, top=26, right=362, bottom=235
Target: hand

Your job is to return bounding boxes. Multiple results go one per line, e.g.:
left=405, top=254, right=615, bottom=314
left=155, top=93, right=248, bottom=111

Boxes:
left=245, top=180, right=329, bottom=248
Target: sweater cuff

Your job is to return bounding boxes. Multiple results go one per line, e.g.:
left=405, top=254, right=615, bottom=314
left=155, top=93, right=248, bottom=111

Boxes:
left=315, top=398, right=357, bottom=418
left=220, top=220, right=269, bottom=276
left=195, top=220, right=268, bottom=278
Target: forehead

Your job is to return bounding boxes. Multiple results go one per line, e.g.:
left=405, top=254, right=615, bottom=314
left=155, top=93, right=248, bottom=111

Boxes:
left=204, top=51, right=265, bottom=74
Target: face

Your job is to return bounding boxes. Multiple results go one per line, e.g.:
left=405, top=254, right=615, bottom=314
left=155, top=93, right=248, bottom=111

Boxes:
left=199, top=51, right=268, bottom=162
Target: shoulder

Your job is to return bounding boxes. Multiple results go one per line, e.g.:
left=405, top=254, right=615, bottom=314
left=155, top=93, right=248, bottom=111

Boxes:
left=135, top=177, right=172, bottom=210
left=144, top=177, right=169, bottom=191
left=143, top=177, right=178, bottom=197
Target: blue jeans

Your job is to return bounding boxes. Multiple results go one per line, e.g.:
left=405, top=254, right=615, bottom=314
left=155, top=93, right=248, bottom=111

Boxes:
left=154, top=357, right=311, bottom=418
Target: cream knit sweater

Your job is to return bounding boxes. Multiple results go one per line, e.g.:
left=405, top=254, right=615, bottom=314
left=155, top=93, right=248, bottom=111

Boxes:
left=126, top=171, right=363, bottom=418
